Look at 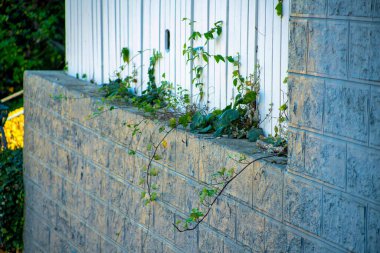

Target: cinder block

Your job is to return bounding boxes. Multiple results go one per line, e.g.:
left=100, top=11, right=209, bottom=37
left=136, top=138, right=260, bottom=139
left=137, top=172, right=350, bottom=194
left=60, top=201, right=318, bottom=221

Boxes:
left=347, top=144, right=380, bottom=203
left=82, top=161, right=108, bottom=200
left=206, top=197, right=236, bottom=238
left=199, top=139, right=228, bottom=183
left=368, top=207, right=380, bottom=253
left=287, top=129, right=305, bottom=169
left=124, top=220, right=143, bottom=253
left=322, top=190, right=365, bottom=253
left=308, top=20, right=348, bottom=78
left=174, top=216, right=198, bottom=253
left=199, top=226, right=224, bottom=253
left=69, top=216, right=86, bottom=249
left=236, top=204, right=265, bottom=251
left=175, top=130, right=200, bottom=179
left=223, top=240, right=251, bottom=253
left=370, top=86, right=380, bottom=147
left=153, top=202, right=175, bottom=242
left=107, top=208, right=127, bottom=245
left=303, top=134, right=346, bottom=188
left=55, top=208, right=71, bottom=237
left=264, top=221, right=302, bottom=252
left=289, top=20, right=308, bottom=72
left=291, top=0, right=327, bottom=16
left=324, top=80, right=369, bottom=142
left=84, top=226, right=101, bottom=253
left=328, top=0, right=372, bottom=17
left=80, top=195, right=107, bottom=236
left=284, top=174, right=322, bottom=235
left=224, top=151, right=256, bottom=205
left=303, top=239, right=343, bottom=253
left=374, top=0, right=380, bottom=18
left=350, top=23, right=380, bottom=82
left=288, top=75, right=324, bottom=130
left=50, top=231, right=71, bottom=253
left=100, top=237, right=119, bottom=253
left=252, top=163, right=283, bottom=220
left=161, top=170, right=199, bottom=213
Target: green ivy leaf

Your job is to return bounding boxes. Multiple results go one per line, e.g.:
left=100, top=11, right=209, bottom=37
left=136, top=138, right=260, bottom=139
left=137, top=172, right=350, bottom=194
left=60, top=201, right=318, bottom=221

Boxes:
left=214, top=55, right=225, bottom=63
left=121, top=47, right=130, bottom=63
left=242, top=91, right=257, bottom=104
left=275, top=0, right=283, bottom=18
left=153, top=155, right=162, bottom=161
left=247, top=128, right=264, bottom=142
left=149, top=167, right=160, bottom=176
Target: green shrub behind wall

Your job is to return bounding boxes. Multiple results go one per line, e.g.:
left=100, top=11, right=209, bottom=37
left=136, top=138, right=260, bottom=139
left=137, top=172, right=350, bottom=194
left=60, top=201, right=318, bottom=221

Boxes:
left=0, top=149, right=24, bottom=252
left=0, top=0, right=65, bottom=97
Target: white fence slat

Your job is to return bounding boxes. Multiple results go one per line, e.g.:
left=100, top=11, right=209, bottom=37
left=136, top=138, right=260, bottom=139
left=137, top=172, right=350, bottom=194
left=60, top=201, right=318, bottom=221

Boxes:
left=240, top=0, right=249, bottom=78
left=272, top=0, right=283, bottom=132
left=178, top=0, right=192, bottom=99
left=65, top=0, right=71, bottom=75
left=93, top=0, right=103, bottom=83
left=281, top=0, right=289, bottom=106
left=215, top=0, right=228, bottom=109
left=207, top=0, right=216, bottom=110
left=142, top=0, right=151, bottom=91
left=247, top=0, right=258, bottom=77
left=193, top=0, right=209, bottom=105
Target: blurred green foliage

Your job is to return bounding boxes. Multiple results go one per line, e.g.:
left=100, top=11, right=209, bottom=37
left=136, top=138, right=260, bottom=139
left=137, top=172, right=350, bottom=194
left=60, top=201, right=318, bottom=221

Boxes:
left=0, top=149, right=24, bottom=252
left=0, top=0, right=65, bottom=98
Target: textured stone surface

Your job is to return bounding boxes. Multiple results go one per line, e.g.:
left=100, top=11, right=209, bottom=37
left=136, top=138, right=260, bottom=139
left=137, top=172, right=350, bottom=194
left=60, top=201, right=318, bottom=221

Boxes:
left=303, top=134, right=346, bottom=188
left=236, top=204, right=265, bottom=251
left=324, top=80, right=369, bottom=142
left=307, top=21, right=348, bottom=78
left=303, top=239, right=343, bottom=253
left=322, top=191, right=365, bottom=252
left=375, top=0, right=380, bottom=18
left=264, top=221, right=302, bottom=252
left=370, top=86, right=380, bottom=147
left=350, top=23, right=380, bottom=82
left=251, top=163, right=283, bottom=219
left=328, top=0, right=372, bottom=17
left=288, top=1, right=379, bottom=253
left=287, top=129, right=305, bottom=169
left=198, top=226, right=224, bottom=253
left=347, top=144, right=380, bottom=203
left=288, top=20, right=308, bottom=72
left=284, top=175, right=322, bottom=235
left=368, top=208, right=380, bottom=253
left=290, top=0, right=327, bottom=16
left=288, top=75, right=324, bottom=130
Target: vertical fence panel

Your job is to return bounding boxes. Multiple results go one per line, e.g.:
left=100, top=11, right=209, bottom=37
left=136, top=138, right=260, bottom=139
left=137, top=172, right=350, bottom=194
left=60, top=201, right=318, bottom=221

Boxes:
left=193, top=0, right=209, bottom=105
left=65, top=0, right=71, bottom=75
left=66, top=0, right=288, bottom=135
left=142, top=0, right=151, bottom=91
left=93, top=0, right=103, bottom=83
left=281, top=0, right=289, bottom=106
left=272, top=0, right=283, bottom=133
left=176, top=0, right=192, bottom=99
left=207, top=0, right=216, bottom=110
left=247, top=0, right=258, bottom=76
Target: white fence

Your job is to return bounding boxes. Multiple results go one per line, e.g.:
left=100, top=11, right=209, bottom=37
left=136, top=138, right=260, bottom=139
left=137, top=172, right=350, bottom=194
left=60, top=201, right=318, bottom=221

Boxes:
left=65, top=0, right=289, bottom=135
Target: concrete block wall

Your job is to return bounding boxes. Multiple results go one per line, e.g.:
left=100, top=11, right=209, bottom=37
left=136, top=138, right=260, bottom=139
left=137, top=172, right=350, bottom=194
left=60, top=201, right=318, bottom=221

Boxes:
left=23, top=71, right=350, bottom=253
left=288, top=1, right=380, bottom=253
